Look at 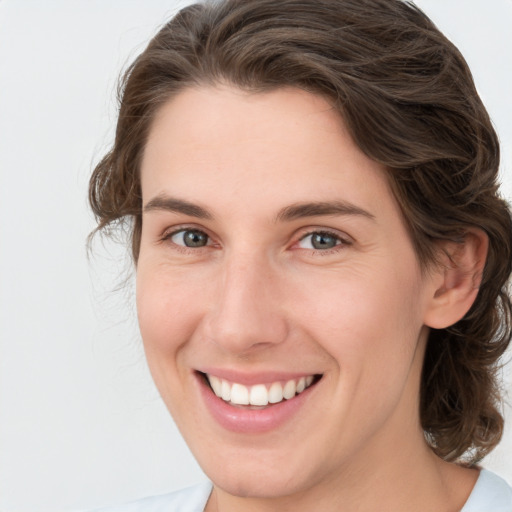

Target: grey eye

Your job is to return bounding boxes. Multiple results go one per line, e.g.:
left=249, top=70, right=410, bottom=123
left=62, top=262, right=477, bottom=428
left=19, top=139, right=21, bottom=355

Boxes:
left=298, top=232, right=340, bottom=250
left=171, top=229, right=209, bottom=248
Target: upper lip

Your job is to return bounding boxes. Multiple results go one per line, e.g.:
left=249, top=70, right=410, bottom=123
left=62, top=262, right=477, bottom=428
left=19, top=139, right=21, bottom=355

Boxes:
left=196, top=368, right=320, bottom=386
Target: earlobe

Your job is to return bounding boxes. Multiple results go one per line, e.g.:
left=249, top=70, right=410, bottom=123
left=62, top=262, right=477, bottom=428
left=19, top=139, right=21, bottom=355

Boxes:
left=424, top=229, right=489, bottom=329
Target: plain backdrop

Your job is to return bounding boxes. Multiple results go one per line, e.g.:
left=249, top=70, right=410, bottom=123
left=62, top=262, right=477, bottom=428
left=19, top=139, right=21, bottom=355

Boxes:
left=0, top=1, right=511, bottom=511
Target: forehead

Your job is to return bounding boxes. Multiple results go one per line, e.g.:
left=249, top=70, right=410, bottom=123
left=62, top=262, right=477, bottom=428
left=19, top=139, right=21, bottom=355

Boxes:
left=141, top=85, right=393, bottom=210
left=143, top=85, right=351, bottom=180
left=148, top=85, right=343, bottom=140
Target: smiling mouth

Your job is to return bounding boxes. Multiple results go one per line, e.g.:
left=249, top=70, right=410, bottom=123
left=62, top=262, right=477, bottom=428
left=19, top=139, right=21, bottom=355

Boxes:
left=201, top=372, right=322, bottom=408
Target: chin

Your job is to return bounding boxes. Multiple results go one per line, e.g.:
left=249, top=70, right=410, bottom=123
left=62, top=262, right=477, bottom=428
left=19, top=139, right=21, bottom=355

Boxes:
left=193, top=441, right=329, bottom=501
left=206, top=465, right=310, bottom=499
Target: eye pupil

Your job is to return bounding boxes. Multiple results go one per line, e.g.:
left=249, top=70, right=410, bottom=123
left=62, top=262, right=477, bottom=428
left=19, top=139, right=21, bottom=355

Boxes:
left=312, top=233, right=337, bottom=250
left=184, top=230, right=208, bottom=247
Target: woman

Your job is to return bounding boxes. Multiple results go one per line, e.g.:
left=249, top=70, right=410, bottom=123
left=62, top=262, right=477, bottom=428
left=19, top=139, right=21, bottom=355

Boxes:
left=89, top=0, right=512, bottom=510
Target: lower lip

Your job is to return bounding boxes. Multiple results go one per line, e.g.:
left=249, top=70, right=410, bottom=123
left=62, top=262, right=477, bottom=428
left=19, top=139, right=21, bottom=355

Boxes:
left=197, top=373, right=317, bottom=434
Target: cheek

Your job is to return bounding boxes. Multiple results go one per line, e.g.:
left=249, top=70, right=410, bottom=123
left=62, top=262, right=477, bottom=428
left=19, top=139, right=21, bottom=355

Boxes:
left=136, top=265, right=205, bottom=359
left=295, top=262, right=426, bottom=380
left=135, top=266, right=210, bottom=420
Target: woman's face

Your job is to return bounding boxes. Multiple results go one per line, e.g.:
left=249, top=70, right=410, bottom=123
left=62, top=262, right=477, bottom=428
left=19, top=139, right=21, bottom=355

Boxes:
left=137, top=86, right=439, bottom=499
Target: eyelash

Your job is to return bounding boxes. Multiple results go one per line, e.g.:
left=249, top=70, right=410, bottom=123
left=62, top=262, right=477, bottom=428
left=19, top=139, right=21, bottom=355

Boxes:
left=160, top=226, right=352, bottom=255
left=295, top=229, right=352, bottom=255
left=160, top=226, right=215, bottom=253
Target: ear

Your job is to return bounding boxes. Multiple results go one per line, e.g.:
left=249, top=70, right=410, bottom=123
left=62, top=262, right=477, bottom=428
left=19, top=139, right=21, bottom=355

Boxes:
left=424, top=229, right=488, bottom=329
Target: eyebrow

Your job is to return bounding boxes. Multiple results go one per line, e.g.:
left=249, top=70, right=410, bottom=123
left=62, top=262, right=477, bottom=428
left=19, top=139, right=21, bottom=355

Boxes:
left=143, top=195, right=375, bottom=223
left=275, top=201, right=375, bottom=222
left=144, top=195, right=213, bottom=219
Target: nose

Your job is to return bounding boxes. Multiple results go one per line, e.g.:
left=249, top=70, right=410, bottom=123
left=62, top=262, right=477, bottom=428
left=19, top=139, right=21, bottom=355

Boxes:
left=203, top=252, right=289, bottom=355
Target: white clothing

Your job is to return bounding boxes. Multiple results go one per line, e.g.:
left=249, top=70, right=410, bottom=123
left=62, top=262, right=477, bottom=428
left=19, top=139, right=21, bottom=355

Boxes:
left=90, top=469, right=511, bottom=511
left=461, top=469, right=512, bottom=512
left=90, top=482, right=211, bottom=512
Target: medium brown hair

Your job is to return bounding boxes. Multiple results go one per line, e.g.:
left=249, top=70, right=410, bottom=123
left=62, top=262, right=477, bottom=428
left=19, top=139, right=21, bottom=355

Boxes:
left=89, top=0, right=512, bottom=463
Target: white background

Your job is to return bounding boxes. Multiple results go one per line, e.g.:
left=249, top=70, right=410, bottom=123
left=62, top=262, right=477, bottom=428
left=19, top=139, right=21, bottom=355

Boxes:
left=0, top=1, right=511, bottom=511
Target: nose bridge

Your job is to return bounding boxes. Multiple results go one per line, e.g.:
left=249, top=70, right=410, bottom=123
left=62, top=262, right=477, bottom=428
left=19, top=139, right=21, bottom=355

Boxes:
left=206, top=248, right=288, bottom=354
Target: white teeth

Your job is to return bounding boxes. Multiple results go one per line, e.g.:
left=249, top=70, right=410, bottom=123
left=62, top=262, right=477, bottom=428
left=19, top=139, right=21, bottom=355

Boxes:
left=206, top=374, right=317, bottom=406
left=268, top=381, right=284, bottom=404
left=283, top=379, right=296, bottom=399
left=221, top=379, right=231, bottom=401
left=230, top=383, right=249, bottom=405
left=249, top=384, right=269, bottom=406
left=209, top=375, right=222, bottom=397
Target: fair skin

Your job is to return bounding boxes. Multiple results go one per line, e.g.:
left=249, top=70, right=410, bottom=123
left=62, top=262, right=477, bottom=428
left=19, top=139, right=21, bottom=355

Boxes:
left=136, top=86, right=485, bottom=511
